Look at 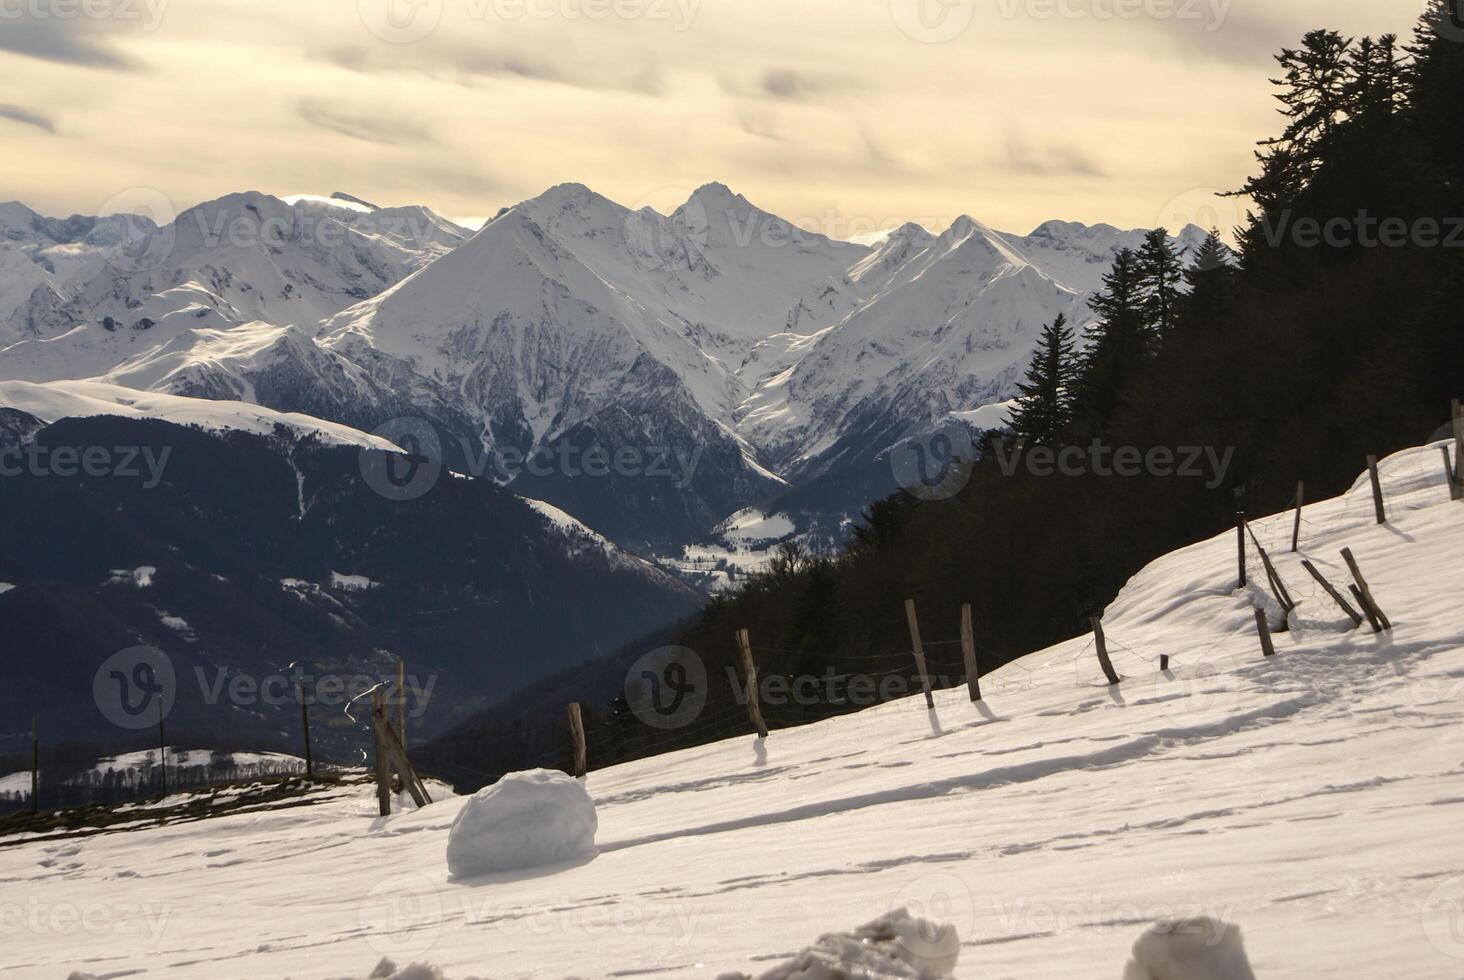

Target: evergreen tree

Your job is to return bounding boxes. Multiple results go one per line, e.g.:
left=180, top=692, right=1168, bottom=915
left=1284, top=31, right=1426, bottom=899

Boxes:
left=1008, top=313, right=1077, bottom=446
left=1073, top=248, right=1149, bottom=431
left=1405, top=1, right=1464, bottom=183
left=1235, top=29, right=1354, bottom=252
left=1136, top=228, right=1185, bottom=343
left=1345, top=34, right=1404, bottom=120
left=1178, top=230, right=1238, bottom=329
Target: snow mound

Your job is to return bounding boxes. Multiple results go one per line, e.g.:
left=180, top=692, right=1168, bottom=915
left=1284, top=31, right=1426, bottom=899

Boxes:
left=1122, top=917, right=1257, bottom=980
left=445, top=769, right=597, bottom=878
left=718, top=909, right=959, bottom=979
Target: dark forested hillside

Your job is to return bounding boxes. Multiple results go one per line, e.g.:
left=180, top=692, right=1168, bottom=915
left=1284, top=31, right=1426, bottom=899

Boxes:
left=0, top=416, right=700, bottom=756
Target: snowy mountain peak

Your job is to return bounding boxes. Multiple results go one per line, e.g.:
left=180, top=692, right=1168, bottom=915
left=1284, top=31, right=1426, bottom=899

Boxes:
left=944, top=214, right=982, bottom=239
left=1027, top=218, right=1122, bottom=240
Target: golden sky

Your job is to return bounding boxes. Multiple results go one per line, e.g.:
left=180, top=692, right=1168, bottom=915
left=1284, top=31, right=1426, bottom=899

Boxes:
left=0, top=0, right=1428, bottom=235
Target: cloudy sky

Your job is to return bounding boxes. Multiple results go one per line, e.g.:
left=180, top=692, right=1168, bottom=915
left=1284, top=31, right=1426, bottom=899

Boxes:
left=0, top=0, right=1428, bottom=236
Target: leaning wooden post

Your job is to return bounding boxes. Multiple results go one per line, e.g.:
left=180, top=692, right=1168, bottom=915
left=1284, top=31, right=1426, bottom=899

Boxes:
left=1349, top=584, right=1384, bottom=633
left=1236, top=511, right=1247, bottom=588
left=904, top=600, right=935, bottom=709
left=396, top=660, right=408, bottom=751
left=959, top=603, right=981, bottom=702
left=30, top=716, right=39, bottom=813
left=370, top=688, right=392, bottom=816
left=1246, top=523, right=1296, bottom=616
left=1442, top=447, right=1461, bottom=502
left=1341, top=547, right=1391, bottom=630
left=1090, top=616, right=1121, bottom=685
left=1367, top=456, right=1386, bottom=525
left=1291, top=481, right=1305, bottom=552
left=735, top=629, right=770, bottom=737
left=1254, top=608, right=1277, bottom=658
left=1300, top=559, right=1364, bottom=628
left=566, top=702, right=588, bottom=778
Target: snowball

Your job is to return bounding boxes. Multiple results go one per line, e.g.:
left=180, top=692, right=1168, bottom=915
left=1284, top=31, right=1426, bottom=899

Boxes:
left=1122, top=917, right=1257, bottom=980
left=718, top=908, right=959, bottom=979
left=445, top=769, right=597, bottom=878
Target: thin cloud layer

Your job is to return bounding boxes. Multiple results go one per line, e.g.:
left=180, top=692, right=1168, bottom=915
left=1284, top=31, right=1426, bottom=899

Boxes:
left=297, top=99, right=435, bottom=146
left=0, top=17, right=138, bottom=70
left=0, top=104, right=56, bottom=134
left=0, top=0, right=1430, bottom=233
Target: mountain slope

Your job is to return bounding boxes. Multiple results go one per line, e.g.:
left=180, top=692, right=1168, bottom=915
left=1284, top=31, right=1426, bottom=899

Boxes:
left=0, top=396, right=700, bottom=747
left=6, top=439, right=1461, bottom=978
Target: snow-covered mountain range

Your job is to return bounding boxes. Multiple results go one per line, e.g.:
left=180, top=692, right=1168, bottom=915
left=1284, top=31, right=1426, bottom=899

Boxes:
left=0, top=184, right=1206, bottom=552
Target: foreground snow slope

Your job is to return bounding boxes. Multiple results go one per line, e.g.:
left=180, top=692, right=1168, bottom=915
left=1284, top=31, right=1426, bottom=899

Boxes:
left=6, top=440, right=1464, bottom=978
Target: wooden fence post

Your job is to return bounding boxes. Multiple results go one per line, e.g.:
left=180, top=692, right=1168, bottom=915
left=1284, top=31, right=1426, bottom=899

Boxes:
left=1236, top=512, right=1247, bottom=588
left=1349, top=584, right=1383, bottom=632
left=735, top=629, right=770, bottom=738
left=1442, top=446, right=1461, bottom=502
left=1367, top=456, right=1386, bottom=525
left=298, top=679, right=314, bottom=780
left=1341, top=547, right=1391, bottom=631
left=371, top=687, right=431, bottom=811
left=904, top=600, right=935, bottom=709
left=1453, top=398, right=1464, bottom=498
left=157, top=698, right=167, bottom=798
left=30, top=717, right=38, bottom=813
left=1254, top=608, right=1277, bottom=658
left=1291, top=481, right=1305, bottom=552
left=1246, top=523, right=1296, bottom=617
left=1090, top=616, right=1121, bottom=685
left=396, top=660, right=407, bottom=752
left=371, top=688, right=392, bottom=816
left=566, top=702, right=588, bottom=778
left=1159, top=654, right=1170, bottom=671
left=1300, top=559, right=1364, bottom=628
left=959, top=603, right=981, bottom=703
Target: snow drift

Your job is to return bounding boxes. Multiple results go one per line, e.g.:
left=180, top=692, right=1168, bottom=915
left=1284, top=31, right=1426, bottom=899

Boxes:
left=716, top=908, right=960, bottom=979
left=1122, top=917, right=1257, bottom=980
left=445, top=768, right=598, bottom=878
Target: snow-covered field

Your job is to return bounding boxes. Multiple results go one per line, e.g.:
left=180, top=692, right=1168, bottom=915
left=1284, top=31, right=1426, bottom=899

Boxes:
left=6, top=440, right=1464, bottom=978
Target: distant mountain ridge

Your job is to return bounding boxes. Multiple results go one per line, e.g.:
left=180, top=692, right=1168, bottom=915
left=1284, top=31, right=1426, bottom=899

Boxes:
left=0, top=184, right=1207, bottom=552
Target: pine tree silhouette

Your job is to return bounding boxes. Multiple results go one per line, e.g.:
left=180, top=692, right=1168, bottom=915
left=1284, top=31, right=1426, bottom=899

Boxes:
left=1009, top=314, right=1078, bottom=446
